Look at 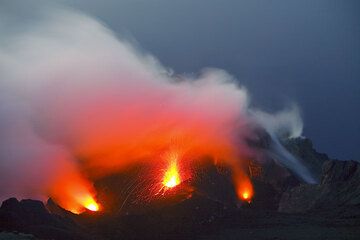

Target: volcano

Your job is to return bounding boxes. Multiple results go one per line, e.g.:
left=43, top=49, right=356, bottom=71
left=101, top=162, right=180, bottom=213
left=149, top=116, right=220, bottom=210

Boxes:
left=1, top=136, right=359, bottom=240
left=0, top=2, right=358, bottom=239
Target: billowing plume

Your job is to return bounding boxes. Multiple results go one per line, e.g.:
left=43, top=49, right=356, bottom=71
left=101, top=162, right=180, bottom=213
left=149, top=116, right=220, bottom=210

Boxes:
left=0, top=5, right=314, bottom=211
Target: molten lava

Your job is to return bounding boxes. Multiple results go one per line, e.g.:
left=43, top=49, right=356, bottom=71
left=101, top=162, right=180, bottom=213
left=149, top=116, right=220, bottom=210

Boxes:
left=233, top=167, right=254, bottom=202
left=241, top=191, right=250, bottom=200
left=163, top=160, right=181, bottom=188
left=162, top=150, right=182, bottom=189
left=62, top=195, right=100, bottom=214
left=239, top=187, right=253, bottom=203
left=83, top=196, right=100, bottom=211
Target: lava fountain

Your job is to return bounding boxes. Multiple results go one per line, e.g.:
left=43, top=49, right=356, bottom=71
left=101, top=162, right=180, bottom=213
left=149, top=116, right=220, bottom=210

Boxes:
left=163, top=161, right=181, bottom=188
left=162, top=150, right=182, bottom=189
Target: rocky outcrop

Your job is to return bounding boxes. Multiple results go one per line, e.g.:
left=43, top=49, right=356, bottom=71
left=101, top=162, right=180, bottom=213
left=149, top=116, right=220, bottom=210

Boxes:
left=279, top=160, right=360, bottom=215
left=283, top=137, right=329, bottom=182
left=0, top=198, right=95, bottom=240
left=0, top=232, right=38, bottom=240
left=321, top=160, right=360, bottom=184
left=0, top=137, right=358, bottom=240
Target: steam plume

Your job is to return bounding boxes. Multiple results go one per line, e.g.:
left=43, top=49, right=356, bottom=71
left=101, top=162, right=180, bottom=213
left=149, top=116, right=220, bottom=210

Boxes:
left=0, top=5, right=315, bottom=210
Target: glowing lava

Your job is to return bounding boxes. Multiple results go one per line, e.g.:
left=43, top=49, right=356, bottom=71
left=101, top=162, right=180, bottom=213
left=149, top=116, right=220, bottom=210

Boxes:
left=64, top=195, right=100, bottom=214
left=162, top=154, right=181, bottom=188
left=242, top=191, right=250, bottom=200
left=82, top=195, right=100, bottom=212
left=239, top=188, right=253, bottom=202
left=85, top=202, right=99, bottom=211
left=232, top=166, right=254, bottom=203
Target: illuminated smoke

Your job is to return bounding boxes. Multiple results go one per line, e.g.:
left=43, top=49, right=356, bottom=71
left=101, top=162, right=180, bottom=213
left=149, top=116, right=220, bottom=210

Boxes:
left=0, top=5, right=314, bottom=211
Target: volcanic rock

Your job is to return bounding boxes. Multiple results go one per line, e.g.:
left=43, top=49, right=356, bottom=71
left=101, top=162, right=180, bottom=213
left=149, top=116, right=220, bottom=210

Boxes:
left=321, top=159, right=360, bottom=184
left=1, top=137, right=359, bottom=240
left=0, top=198, right=96, bottom=240
left=279, top=160, right=360, bottom=216
left=0, top=232, right=38, bottom=240
left=283, top=137, right=329, bottom=182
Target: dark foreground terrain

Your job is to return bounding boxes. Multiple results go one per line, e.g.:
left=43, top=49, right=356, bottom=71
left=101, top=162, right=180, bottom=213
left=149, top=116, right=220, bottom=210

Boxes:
left=1, top=199, right=359, bottom=240
left=1, top=137, right=359, bottom=240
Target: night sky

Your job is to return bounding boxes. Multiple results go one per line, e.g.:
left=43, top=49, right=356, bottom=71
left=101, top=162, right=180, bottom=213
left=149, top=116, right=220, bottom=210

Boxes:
left=3, top=0, right=360, bottom=160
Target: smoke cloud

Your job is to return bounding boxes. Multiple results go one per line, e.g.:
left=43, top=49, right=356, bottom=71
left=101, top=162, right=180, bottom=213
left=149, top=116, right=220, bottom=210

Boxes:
left=0, top=5, right=314, bottom=211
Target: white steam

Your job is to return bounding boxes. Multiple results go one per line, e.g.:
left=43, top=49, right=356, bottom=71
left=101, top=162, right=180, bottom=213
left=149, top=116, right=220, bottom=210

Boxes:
left=0, top=5, right=315, bottom=204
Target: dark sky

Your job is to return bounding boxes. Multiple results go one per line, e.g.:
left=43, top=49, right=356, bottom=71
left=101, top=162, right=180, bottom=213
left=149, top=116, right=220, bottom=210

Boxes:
left=7, top=0, right=360, bottom=160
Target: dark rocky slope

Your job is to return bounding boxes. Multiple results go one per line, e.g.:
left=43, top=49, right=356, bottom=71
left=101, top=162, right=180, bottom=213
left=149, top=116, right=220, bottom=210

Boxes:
left=279, top=159, right=360, bottom=216
left=0, top=136, right=359, bottom=240
left=283, top=137, right=330, bottom=182
left=0, top=198, right=97, bottom=240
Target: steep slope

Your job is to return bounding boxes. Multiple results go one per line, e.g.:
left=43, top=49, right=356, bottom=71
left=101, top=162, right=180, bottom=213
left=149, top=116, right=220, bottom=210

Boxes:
left=279, top=160, right=360, bottom=216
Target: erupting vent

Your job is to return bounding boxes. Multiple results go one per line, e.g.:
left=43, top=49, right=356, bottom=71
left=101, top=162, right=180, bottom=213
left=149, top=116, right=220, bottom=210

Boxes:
left=163, top=161, right=181, bottom=188
left=162, top=151, right=181, bottom=188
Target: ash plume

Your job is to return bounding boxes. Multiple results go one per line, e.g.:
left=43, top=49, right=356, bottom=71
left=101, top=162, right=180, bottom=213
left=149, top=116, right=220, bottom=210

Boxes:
left=0, top=4, right=315, bottom=210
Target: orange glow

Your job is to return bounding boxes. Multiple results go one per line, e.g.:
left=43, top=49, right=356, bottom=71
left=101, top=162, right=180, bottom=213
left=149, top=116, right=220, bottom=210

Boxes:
left=49, top=167, right=100, bottom=214
left=68, top=194, right=100, bottom=213
left=163, top=162, right=181, bottom=188
left=238, top=184, right=253, bottom=202
left=242, top=192, right=249, bottom=200
left=18, top=24, right=265, bottom=214
left=65, top=195, right=100, bottom=214
left=83, top=196, right=100, bottom=211
left=233, top=166, right=254, bottom=202
left=162, top=151, right=181, bottom=188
